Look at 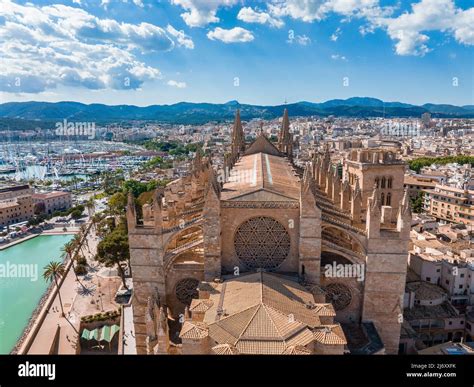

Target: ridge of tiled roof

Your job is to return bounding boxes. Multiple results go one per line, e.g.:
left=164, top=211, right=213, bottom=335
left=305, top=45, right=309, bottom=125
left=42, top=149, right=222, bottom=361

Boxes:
left=313, top=324, right=347, bottom=345
left=282, top=345, right=312, bottom=355
left=189, top=299, right=214, bottom=313
left=211, top=343, right=240, bottom=355
left=179, top=321, right=209, bottom=340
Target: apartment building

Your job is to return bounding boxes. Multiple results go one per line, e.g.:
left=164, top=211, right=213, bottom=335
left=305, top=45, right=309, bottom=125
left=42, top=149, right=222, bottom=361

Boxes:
left=32, top=191, right=72, bottom=215
left=423, top=184, right=474, bottom=225
left=0, top=184, right=33, bottom=200
left=0, top=195, right=34, bottom=227
left=404, top=174, right=438, bottom=199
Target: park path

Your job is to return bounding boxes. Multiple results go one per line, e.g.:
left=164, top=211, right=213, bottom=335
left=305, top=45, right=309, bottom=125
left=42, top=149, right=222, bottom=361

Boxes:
left=26, top=227, right=111, bottom=354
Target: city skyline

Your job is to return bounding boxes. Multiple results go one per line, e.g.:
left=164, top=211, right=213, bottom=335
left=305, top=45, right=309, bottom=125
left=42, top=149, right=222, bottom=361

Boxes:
left=0, top=0, right=473, bottom=106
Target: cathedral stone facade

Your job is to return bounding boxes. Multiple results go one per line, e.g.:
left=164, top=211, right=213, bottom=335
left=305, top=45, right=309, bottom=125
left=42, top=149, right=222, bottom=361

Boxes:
left=127, top=110, right=410, bottom=355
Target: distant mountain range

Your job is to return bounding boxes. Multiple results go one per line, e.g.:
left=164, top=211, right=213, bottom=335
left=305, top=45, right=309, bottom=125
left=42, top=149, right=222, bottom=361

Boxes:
left=0, top=97, right=473, bottom=126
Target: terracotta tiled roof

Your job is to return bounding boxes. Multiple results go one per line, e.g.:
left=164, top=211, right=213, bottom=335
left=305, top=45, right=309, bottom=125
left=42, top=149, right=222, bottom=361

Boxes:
left=201, top=272, right=344, bottom=354
left=236, top=340, right=286, bottom=355
left=189, top=299, right=214, bottom=313
left=282, top=345, right=312, bottom=355
left=285, top=328, right=315, bottom=348
left=211, top=344, right=240, bottom=355
left=313, top=325, right=347, bottom=345
left=203, top=272, right=321, bottom=328
left=244, top=134, right=282, bottom=157
left=31, top=191, right=70, bottom=199
left=179, top=321, right=208, bottom=339
left=313, top=303, right=336, bottom=317
left=209, top=305, right=259, bottom=344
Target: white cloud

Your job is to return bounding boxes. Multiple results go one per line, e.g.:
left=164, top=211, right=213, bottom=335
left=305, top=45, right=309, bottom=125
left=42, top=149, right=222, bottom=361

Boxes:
left=237, top=7, right=284, bottom=28
left=166, top=25, right=195, bottom=49
left=269, top=0, right=326, bottom=22
left=378, top=0, right=474, bottom=56
left=454, top=8, right=474, bottom=45
left=167, top=80, right=187, bottom=88
left=100, top=0, right=110, bottom=9
left=207, top=27, right=254, bottom=43
left=171, top=0, right=238, bottom=27
left=287, top=33, right=311, bottom=46
left=267, top=0, right=473, bottom=56
left=269, top=0, right=384, bottom=22
left=331, top=54, right=347, bottom=61
left=101, top=0, right=144, bottom=9
left=330, top=27, right=341, bottom=41
left=0, top=0, right=193, bottom=93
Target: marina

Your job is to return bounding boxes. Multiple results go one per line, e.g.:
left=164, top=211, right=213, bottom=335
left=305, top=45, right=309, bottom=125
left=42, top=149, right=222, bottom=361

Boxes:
left=0, top=141, right=156, bottom=185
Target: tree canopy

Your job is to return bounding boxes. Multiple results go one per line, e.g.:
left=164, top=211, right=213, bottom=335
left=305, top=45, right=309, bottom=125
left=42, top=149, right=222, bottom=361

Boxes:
left=408, top=155, right=474, bottom=173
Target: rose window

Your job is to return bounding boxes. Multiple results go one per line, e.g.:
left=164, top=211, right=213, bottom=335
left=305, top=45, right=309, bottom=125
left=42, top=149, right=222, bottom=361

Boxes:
left=324, top=283, right=352, bottom=311
left=175, top=278, right=200, bottom=306
left=234, top=216, right=290, bottom=270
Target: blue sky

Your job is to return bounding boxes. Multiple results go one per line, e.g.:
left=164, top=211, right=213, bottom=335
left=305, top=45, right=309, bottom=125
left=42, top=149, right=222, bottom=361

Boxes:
left=0, top=0, right=473, bottom=106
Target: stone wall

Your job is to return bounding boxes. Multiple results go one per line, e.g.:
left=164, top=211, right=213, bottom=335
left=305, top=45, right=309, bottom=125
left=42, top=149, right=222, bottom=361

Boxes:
left=362, top=233, right=409, bottom=354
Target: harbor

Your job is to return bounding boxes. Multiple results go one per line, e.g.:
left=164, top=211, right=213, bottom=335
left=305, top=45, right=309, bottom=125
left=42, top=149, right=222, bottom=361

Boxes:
left=0, top=141, right=156, bottom=187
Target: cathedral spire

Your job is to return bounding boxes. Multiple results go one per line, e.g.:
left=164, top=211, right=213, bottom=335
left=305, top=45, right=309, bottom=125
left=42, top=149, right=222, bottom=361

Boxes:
left=366, top=187, right=381, bottom=238
left=397, top=190, right=412, bottom=239
left=351, top=179, right=362, bottom=223
left=126, top=192, right=136, bottom=230
left=153, top=188, right=163, bottom=231
left=231, top=109, right=245, bottom=154
left=280, top=108, right=290, bottom=141
left=278, top=108, right=292, bottom=156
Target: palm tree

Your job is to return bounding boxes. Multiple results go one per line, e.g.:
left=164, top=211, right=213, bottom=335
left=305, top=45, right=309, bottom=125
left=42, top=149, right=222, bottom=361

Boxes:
left=62, top=241, right=86, bottom=290
left=86, top=198, right=95, bottom=218
left=43, top=261, right=66, bottom=317
left=91, top=213, right=103, bottom=233
left=70, top=176, right=83, bottom=191
left=71, top=234, right=85, bottom=255
left=78, top=224, right=90, bottom=252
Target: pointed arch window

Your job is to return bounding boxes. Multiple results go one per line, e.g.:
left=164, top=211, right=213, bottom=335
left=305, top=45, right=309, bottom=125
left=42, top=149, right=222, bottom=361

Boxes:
left=388, top=178, right=393, bottom=189
left=386, top=193, right=392, bottom=206
left=381, top=193, right=385, bottom=206
left=381, top=177, right=386, bottom=189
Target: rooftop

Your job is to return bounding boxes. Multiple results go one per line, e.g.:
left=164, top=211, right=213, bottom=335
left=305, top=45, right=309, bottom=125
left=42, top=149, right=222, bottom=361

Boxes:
left=0, top=184, right=30, bottom=193
left=221, top=152, right=300, bottom=201
left=406, top=281, right=446, bottom=301
left=404, top=301, right=459, bottom=320
left=418, top=341, right=474, bottom=355
left=32, top=191, right=70, bottom=199
left=198, top=272, right=345, bottom=354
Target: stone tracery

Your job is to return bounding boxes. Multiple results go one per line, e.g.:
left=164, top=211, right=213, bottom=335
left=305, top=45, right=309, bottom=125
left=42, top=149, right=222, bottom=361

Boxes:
left=175, top=278, right=200, bottom=306
left=324, top=282, right=353, bottom=311
left=234, top=216, right=291, bottom=270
